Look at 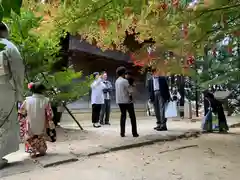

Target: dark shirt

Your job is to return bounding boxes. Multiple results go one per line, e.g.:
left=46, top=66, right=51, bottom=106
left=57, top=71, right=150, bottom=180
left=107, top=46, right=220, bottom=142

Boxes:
left=127, top=77, right=135, bottom=86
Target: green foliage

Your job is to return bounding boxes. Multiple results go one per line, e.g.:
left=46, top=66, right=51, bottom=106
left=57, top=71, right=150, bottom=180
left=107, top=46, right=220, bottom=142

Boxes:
left=0, top=0, right=22, bottom=20
left=5, top=8, right=91, bottom=103
left=0, top=0, right=23, bottom=49
left=5, top=10, right=61, bottom=78
left=37, top=69, right=93, bottom=104
left=22, top=0, right=240, bottom=89
left=54, top=0, right=240, bottom=76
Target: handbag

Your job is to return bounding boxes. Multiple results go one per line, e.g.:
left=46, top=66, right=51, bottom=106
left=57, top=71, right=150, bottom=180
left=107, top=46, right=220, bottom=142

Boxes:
left=201, top=98, right=219, bottom=131
left=212, top=112, right=219, bottom=130
left=165, top=101, right=178, bottom=118
left=201, top=110, right=212, bottom=131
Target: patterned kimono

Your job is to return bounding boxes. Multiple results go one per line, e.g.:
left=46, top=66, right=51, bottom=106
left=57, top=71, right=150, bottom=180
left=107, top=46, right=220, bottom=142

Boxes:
left=18, top=94, right=55, bottom=156
left=0, top=38, right=24, bottom=162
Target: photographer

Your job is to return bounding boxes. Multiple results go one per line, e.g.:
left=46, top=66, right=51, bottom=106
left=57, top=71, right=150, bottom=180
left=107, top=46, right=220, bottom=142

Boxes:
left=91, top=72, right=106, bottom=128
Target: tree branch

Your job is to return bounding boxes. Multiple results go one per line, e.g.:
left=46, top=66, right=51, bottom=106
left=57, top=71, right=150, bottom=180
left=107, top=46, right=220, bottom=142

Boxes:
left=193, top=14, right=240, bottom=46
left=197, top=3, right=240, bottom=13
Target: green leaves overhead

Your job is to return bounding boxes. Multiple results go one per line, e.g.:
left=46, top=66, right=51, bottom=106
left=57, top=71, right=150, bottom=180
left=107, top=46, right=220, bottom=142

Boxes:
left=55, top=0, right=240, bottom=56
left=5, top=10, right=60, bottom=79
left=23, top=0, right=240, bottom=79
left=0, top=0, right=22, bottom=20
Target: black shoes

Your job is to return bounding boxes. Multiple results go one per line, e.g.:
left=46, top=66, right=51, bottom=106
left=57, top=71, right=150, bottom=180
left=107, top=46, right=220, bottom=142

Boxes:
left=154, top=126, right=168, bottom=131
left=100, top=122, right=111, bottom=125
left=120, top=133, right=139, bottom=137
left=133, top=134, right=139, bottom=137
left=120, top=133, right=125, bottom=137
left=0, top=158, right=8, bottom=169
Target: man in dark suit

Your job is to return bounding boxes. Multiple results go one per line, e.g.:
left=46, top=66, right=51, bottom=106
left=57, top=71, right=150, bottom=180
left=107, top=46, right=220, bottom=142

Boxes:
left=147, top=69, right=171, bottom=131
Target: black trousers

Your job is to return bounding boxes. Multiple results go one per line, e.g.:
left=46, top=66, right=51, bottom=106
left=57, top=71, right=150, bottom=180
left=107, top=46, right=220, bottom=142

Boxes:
left=154, top=91, right=167, bottom=127
left=118, top=103, right=138, bottom=135
left=92, top=104, right=102, bottom=124
left=100, top=99, right=111, bottom=123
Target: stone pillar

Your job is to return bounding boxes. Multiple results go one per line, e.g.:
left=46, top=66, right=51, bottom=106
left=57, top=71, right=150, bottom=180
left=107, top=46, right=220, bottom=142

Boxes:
left=184, top=100, right=192, bottom=119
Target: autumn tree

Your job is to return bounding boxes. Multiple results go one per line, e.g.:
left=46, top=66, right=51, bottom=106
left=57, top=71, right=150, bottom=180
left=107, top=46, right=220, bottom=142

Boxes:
left=20, top=0, right=240, bottom=84
left=44, top=1, right=234, bottom=75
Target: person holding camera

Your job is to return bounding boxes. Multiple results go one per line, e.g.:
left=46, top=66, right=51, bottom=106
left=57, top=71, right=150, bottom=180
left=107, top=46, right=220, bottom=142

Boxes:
left=100, top=71, right=112, bottom=125
left=91, top=72, right=106, bottom=128
left=115, top=66, right=138, bottom=137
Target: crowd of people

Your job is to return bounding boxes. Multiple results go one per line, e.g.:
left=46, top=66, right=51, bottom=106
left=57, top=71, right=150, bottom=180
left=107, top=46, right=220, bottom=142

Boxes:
left=90, top=66, right=229, bottom=136
left=90, top=67, right=172, bottom=137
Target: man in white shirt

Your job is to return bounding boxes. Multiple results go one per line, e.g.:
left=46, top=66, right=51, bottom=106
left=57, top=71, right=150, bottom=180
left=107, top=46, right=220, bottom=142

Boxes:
left=91, top=72, right=106, bottom=128
left=115, top=66, right=138, bottom=137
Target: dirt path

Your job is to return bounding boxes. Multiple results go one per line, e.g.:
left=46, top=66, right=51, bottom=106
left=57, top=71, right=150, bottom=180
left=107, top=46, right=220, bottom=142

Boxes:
left=2, top=128, right=240, bottom=180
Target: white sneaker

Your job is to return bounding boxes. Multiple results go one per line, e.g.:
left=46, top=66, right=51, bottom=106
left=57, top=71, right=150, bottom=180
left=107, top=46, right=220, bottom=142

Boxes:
left=93, top=123, right=101, bottom=128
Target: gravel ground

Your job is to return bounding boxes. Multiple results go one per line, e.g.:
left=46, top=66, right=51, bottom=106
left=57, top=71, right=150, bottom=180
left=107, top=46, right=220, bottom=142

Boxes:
left=2, top=128, right=240, bottom=180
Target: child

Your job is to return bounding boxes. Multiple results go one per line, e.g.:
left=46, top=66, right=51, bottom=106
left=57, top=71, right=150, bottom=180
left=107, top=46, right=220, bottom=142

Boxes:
left=125, top=71, right=135, bottom=103
left=18, top=82, right=56, bottom=158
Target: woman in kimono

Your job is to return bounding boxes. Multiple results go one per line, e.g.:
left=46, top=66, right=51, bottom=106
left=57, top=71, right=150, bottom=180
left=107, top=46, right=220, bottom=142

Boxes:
left=18, top=82, right=56, bottom=158
left=0, top=23, right=25, bottom=168
left=203, top=91, right=229, bottom=133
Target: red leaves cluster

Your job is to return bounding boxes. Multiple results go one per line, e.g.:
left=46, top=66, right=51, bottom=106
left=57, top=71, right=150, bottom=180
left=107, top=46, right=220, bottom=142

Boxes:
left=130, top=52, right=154, bottom=67
left=157, top=3, right=167, bottom=10
left=187, top=55, right=194, bottom=65
left=98, top=18, right=108, bottom=31
left=156, top=0, right=179, bottom=10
